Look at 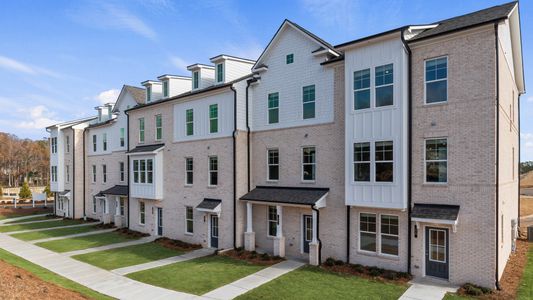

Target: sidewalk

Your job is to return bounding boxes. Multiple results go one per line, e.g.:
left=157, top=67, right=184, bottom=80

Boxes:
left=399, top=277, right=459, bottom=300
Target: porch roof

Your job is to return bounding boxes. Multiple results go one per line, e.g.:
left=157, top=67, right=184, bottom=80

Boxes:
left=126, top=143, right=164, bottom=154
left=240, top=186, right=329, bottom=207
left=196, top=198, right=221, bottom=214
left=58, top=190, right=70, bottom=198
left=411, top=203, right=460, bottom=222
left=100, top=185, right=128, bottom=196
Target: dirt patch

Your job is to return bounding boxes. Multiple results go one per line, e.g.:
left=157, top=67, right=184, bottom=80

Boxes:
left=220, top=248, right=284, bottom=266
left=0, top=259, right=88, bottom=300
left=0, top=206, right=53, bottom=218
left=320, top=259, right=411, bottom=285
left=521, top=171, right=533, bottom=188
left=155, top=237, right=202, bottom=251
left=521, top=196, right=533, bottom=217
left=115, top=228, right=150, bottom=238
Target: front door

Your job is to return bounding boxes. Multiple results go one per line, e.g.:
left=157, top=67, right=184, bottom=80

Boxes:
left=157, top=207, right=163, bottom=236
left=303, top=215, right=312, bottom=253
left=210, top=215, right=219, bottom=248
left=425, top=227, right=449, bottom=279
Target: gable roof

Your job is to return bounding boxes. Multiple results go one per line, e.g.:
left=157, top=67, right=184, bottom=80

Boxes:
left=252, top=19, right=340, bottom=71
left=113, top=85, right=145, bottom=113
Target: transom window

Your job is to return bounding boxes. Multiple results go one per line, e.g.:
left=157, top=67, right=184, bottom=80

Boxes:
left=186, top=109, right=194, bottom=136
left=216, top=63, right=223, bottom=83
left=360, top=213, right=377, bottom=252
left=186, top=206, right=194, bottom=234
left=375, top=64, right=393, bottom=107
left=380, top=215, right=399, bottom=256
left=268, top=92, right=279, bottom=124
left=139, top=118, right=145, bottom=143
left=139, top=202, right=145, bottom=225
left=185, top=157, right=193, bottom=185
left=425, top=57, right=448, bottom=104
left=286, top=53, right=294, bottom=64
left=425, top=138, right=447, bottom=183
left=267, top=149, right=279, bottom=181
left=209, top=104, right=218, bottom=133
left=302, top=85, right=315, bottom=119
left=354, top=142, right=370, bottom=182
left=268, top=206, right=278, bottom=236
left=155, top=114, right=162, bottom=140
left=193, top=71, right=199, bottom=89
left=375, top=141, right=393, bottom=182
left=302, top=147, right=316, bottom=181
left=209, top=156, right=218, bottom=186
left=162, top=81, right=169, bottom=98
left=133, top=159, right=154, bottom=184
left=354, top=69, right=370, bottom=110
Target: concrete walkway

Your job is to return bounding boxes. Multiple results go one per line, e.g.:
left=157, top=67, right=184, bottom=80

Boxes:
left=62, top=235, right=157, bottom=256
left=30, top=228, right=117, bottom=244
left=0, top=213, right=50, bottom=224
left=399, top=278, right=459, bottom=300
left=0, top=218, right=62, bottom=226
left=0, top=233, right=202, bottom=300
left=202, top=260, right=305, bottom=300
left=6, top=221, right=101, bottom=234
left=113, top=248, right=215, bottom=275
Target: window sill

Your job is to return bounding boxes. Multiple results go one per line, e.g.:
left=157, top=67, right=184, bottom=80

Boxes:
left=423, top=101, right=448, bottom=107
left=207, top=185, right=218, bottom=189
left=185, top=232, right=194, bottom=236
left=266, top=180, right=279, bottom=183
left=422, top=182, right=448, bottom=187
left=184, top=184, right=193, bottom=188
left=301, top=180, right=316, bottom=184
left=356, top=250, right=400, bottom=261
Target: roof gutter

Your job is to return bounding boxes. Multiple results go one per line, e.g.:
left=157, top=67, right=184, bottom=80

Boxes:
left=126, top=111, right=130, bottom=228
left=245, top=77, right=258, bottom=192
left=494, top=22, right=501, bottom=291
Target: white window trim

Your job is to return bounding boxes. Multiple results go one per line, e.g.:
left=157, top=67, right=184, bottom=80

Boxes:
left=208, top=156, right=218, bottom=187
left=119, top=162, right=125, bottom=182
left=192, top=71, right=199, bottom=89
left=103, top=133, right=107, bottom=151
left=185, top=206, right=194, bottom=235
left=146, top=86, right=152, bottom=102
left=353, top=68, right=371, bottom=112
left=302, top=85, right=316, bottom=120
left=155, top=114, right=162, bottom=141
left=139, top=118, right=145, bottom=143
left=301, top=146, right=316, bottom=183
left=186, top=109, right=194, bottom=136
left=132, top=159, right=154, bottom=185
left=92, top=197, right=97, bottom=214
left=375, top=64, right=394, bottom=107
left=375, top=140, right=394, bottom=183
left=120, top=128, right=125, bottom=147
left=92, top=135, right=97, bottom=152
left=424, top=56, right=448, bottom=105
left=216, top=63, right=224, bottom=83
left=266, top=206, right=278, bottom=238
left=139, top=202, right=145, bottom=225
left=353, top=142, right=371, bottom=183
left=66, top=136, right=70, bottom=153
left=185, top=157, right=193, bottom=186
left=267, top=92, right=279, bottom=124
left=92, top=165, right=96, bottom=183
left=162, top=81, right=169, bottom=98
left=358, top=212, right=377, bottom=254
left=357, top=212, right=400, bottom=258
left=379, top=214, right=400, bottom=257
left=65, top=165, right=69, bottom=183
left=102, top=164, right=107, bottom=183
left=209, top=104, right=218, bottom=134
left=267, top=148, right=279, bottom=182
left=423, top=138, right=448, bottom=184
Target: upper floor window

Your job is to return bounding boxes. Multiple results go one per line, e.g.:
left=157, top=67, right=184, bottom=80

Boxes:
left=186, top=109, right=194, bottom=136
left=51, top=137, right=57, bottom=153
left=133, top=159, right=153, bottom=184
left=65, top=165, right=70, bottom=182
left=66, top=136, right=70, bottom=153
left=267, top=149, right=279, bottom=181
left=425, top=57, right=447, bottom=104
left=146, top=86, right=152, bottom=102
left=302, top=85, right=315, bottom=119
left=193, top=71, right=199, bottom=89
left=375, top=141, right=393, bottom=182
left=120, top=128, right=125, bottom=147
left=209, top=104, right=218, bottom=133
left=92, top=135, right=97, bottom=152
left=139, top=118, right=145, bottom=143
left=354, top=142, right=370, bottom=182
left=103, top=133, right=107, bottom=151
left=286, top=54, right=294, bottom=64
left=162, top=81, right=169, bottom=98
left=92, top=165, right=96, bottom=183
left=119, top=161, right=125, bottom=182
left=155, top=114, right=162, bottom=140
left=302, top=147, right=316, bottom=181
left=425, top=138, right=447, bottom=183
left=375, top=64, right=393, bottom=107
left=354, top=69, right=371, bottom=110
left=185, top=157, right=193, bottom=185
left=216, top=63, right=224, bottom=83
left=268, top=93, right=279, bottom=124
left=208, top=156, right=218, bottom=186
left=51, top=166, right=57, bottom=182
left=102, top=164, right=107, bottom=183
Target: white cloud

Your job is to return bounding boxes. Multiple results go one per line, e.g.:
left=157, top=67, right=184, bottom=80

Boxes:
left=170, top=56, right=190, bottom=73
left=95, top=89, right=120, bottom=105
left=0, top=55, right=62, bottom=78
left=16, top=105, right=61, bottom=130
left=527, top=96, right=533, bottom=103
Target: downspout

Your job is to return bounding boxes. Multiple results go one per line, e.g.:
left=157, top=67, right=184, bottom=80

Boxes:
left=72, top=128, right=75, bottom=219
left=346, top=206, right=350, bottom=263
left=231, top=86, right=238, bottom=249
left=245, top=77, right=258, bottom=192
left=126, top=111, right=130, bottom=228
left=82, top=127, right=87, bottom=220
left=494, top=22, right=501, bottom=291
left=400, top=27, right=413, bottom=275
left=312, top=206, right=322, bottom=264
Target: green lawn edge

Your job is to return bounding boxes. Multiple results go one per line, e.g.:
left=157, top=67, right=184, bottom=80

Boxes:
left=518, top=243, right=533, bottom=300
left=11, top=225, right=100, bottom=241
left=0, top=248, right=113, bottom=300
left=36, top=231, right=139, bottom=253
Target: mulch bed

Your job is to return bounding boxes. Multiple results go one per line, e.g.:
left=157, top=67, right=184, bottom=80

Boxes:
left=0, top=207, right=53, bottom=218
left=94, top=223, right=116, bottom=230
left=115, top=228, right=150, bottom=238
left=220, top=248, right=284, bottom=266
left=155, top=237, right=202, bottom=251
left=0, top=259, right=88, bottom=300
left=320, top=260, right=411, bottom=284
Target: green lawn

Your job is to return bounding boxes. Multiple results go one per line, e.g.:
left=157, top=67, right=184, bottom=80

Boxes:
left=0, top=209, right=53, bottom=220
left=73, top=242, right=185, bottom=270
left=0, top=219, right=84, bottom=233
left=236, top=266, right=408, bottom=300
left=5, top=215, right=55, bottom=224
left=127, top=255, right=267, bottom=295
left=0, top=248, right=112, bottom=300
left=36, top=231, right=140, bottom=253
left=443, top=293, right=470, bottom=300
left=11, top=225, right=101, bottom=241
left=518, top=243, right=533, bottom=300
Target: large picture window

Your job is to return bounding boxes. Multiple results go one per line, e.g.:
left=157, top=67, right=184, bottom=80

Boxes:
left=375, top=64, right=393, bottom=107
left=375, top=141, right=393, bottom=182
left=132, top=159, right=154, bottom=184
left=354, top=69, right=370, bottom=110
left=425, top=57, right=448, bottom=104
left=425, top=138, right=447, bottom=183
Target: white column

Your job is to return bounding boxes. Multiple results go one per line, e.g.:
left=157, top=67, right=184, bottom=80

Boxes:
left=276, top=205, right=283, bottom=237
left=312, top=209, right=318, bottom=243
left=246, top=202, right=253, bottom=232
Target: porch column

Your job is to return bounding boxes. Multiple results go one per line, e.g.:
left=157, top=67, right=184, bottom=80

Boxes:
left=273, top=205, right=285, bottom=257
left=244, top=202, right=255, bottom=251
left=309, top=209, right=320, bottom=266
left=312, top=209, right=318, bottom=243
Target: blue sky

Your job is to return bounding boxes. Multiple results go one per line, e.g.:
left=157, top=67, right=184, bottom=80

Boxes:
left=0, top=0, right=531, bottom=160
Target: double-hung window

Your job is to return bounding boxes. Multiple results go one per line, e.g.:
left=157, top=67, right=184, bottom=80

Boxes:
left=146, top=86, right=152, bottom=102
left=209, top=156, right=218, bottom=186
left=102, top=164, right=107, bottom=183
left=267, top=149, right=279, bottom=181
left=193, top=71, right=199, bottom=89
left=119, top=162, right=125, bottom=182
left=186, top=206, right=194, bottom=234
left=209, top=104, right=218, bottom=133
left=186, top=109, right=194, bottom=136
left=103, top=133, right=107, bottom=151
left=375, top=141, right=393, bottom=182
left=139, top=118, right=145, bottom=143
left=268, top=93, right=279, bottom=124
left=147, top=159, right=153, bottom=184
left=425, top=138, right=447, bottom=183
left=66, top=165, right=69, bottom=182
left=92, top=197, right=96, bottom=214
left=302, top=85, right=315, bottom=119
left=66, top=136, right=70, bottom=153
left=354, top=142, right=370, bottom=181
left=155, top=114, right=162, bottom=140
left=162, top=81, right=169, bottom=98
left=119, top=198, right=125, bottom=215
left=92, top=165, right=96, bottom=183
left=139, top=202, right=145, bottom=225
left=92, top=135, right=97, bottom=152
left=359, top=213, right=377, bottom=252
left=50, top=137, right=57, bottom=153
left=302, top=147, right=316, bottom=181
left=425, top=57, right=447, bottom=103
left=132, top=159, right=154, bottom=184
left=268, top=206, right=277, bottom=237
left=354, top=69, right=371, bottom=110
left=216, top=63, right=223, bottom=83
left=140, top=160, right=146, bottom=183
left=51, top=166, right=57, bottom=182
left=185, top=157, right=193, bottom=185
left=133, top=160, right=139, bottom=183
left=120, top=128, right=125, bottom=147
left=375, top=64, right=393, bottom=107
left=380, top=215, right=399, bottom=256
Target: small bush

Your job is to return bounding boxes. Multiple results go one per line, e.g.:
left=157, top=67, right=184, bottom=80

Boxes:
left=352, top=264, right=365, bottom=273
left=368, top=266, right=384, bottom=277
left=463, top=283, right=491, bottom=296
left=249, top=252, right=257, bottom=259
left=398, top=272, right=411, bottom=279
left=19, top=181, right=32, bottom=199
left=334, top=259, right=344, bottom=266
left=383, top=271, right=398, bottom=280
left=324, top=257, right=336, bottom=267
left=260, top=253, right=270, bottom=261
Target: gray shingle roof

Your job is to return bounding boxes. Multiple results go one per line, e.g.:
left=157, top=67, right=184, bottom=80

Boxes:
left=196, top=198, right=222, bottom=210
left=126, top=143, right=164, bottom=154
left=410, top=1, right=516, bottom=41
left=240, top=186, right=329, bottom=206
left=124, top=85, right=146, bottom=105
left=100, top=185, right=128, bottom=196
left=411, top=204, right=460, bottom=221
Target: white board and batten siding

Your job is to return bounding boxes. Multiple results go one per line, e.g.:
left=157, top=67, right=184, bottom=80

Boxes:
left=49, top=128, right=63, bottom=192
left=129, top=151, right=164, bottom=200
left=250, top=25, right=334, bottom=131
left=344, top=37, right=409, bottom=210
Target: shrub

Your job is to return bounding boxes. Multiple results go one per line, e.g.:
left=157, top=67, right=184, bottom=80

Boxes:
left=44, top=184, right=53, bottom=198
left=463, top=283, right=491, bottom=296
left=334, top=259, right=344, bottom=266
left=249, top=251, right=257, bottom=259
left=368, top=266, right=384, bottom=277
left=383, top=271, right=398, bottom=280
left=19, top=181, right=32, bottom=199
left=260, top=253, right=270, bottom=261
left=324, top=257, right=336, bottom=267
left=398, top=272, right=411, bottom=279
left=352, top=264, right=365, bottom=273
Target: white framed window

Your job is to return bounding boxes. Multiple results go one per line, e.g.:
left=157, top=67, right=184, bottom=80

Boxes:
left=162, top=81, right=169, bottom=98
left=185, top=157, right=193, bottom=185
left=147, top=159, right=153, bottom=184
left=50, top=137, right=57, bottom=153
left=51, top=166, right=57, bottom=182
left=429, top=228, right=446, bottom=262
left=375, top=141, right=393, bottom=182
left=267, top=149, right=279, bottom=181
left=132, top=159, right=153, bottom=184
left=354, top=142, right=370, bottom=182
left=375, top=64, right=393, bottom=107
left=155, top=114, right=162, bottom=140
left=103, top=133, right=107, bottom=151
left=354, top=68, right=371, bottom=110
left=268, top=93, right=279, bottom=124
left=92, top=165, right=96, bottom=183
left=139, top=118, right=145, bottom=143
left=302, top=85, right=315, bottom=119
left=66, top=136, right=70, bottom=153
left=186, top=109, right=194, bottom=136
left=119, top=162, right=125, bottom=182
left=120, top=128, right=125, bottom=147
left=92, top=197, right=96, bottom=214
left=65, top=165, right=70, bottom=183
left=209, top=104, right=218, bottom=133
left=425, top=138, right=447, bottom=183
left=302, top=147, right=316, bottom=182
left=380, top=215, right=399, bottom=256
left=216, top=63, right=224, bottom=83
left=102, top=164, right=107, bottom=183
left=133, top=160, right=139, bottom=183
left=208, top=156, right=218, bottom=186
left=185, top=206, right=193, bottom=234
left=119, top=197, right=125, bottom=216
left=193, top=71, right=199, bottom=89
left=425, top=56, right=448, bottom=104
left=139, top=202, right=145, bottom=225
left=359, top=213, right=377, bottom=252
left=146, top=86, right=152, bottom=102
left=92, top=135, right=97, bottom=152
left=267, top=206, right=277, bottom=237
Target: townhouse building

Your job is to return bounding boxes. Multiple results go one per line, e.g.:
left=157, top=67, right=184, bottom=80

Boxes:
left=48, top=1, right=523, bottom=289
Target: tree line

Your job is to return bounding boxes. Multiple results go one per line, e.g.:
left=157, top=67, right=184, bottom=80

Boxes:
left=0, top=132, right=49, bottom=187
left=521, top=161, right=533, bottom=175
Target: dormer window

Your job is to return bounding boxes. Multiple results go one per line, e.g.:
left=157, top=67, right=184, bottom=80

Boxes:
left=146, top=86, right=152, bottom=102
left=286, top=54, right=294, bottom=64
left=193, top=71, right=199, bottom=89
left=162, top=81, right=169, bottom=98
left=216, top=63, right=224, bottom=83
